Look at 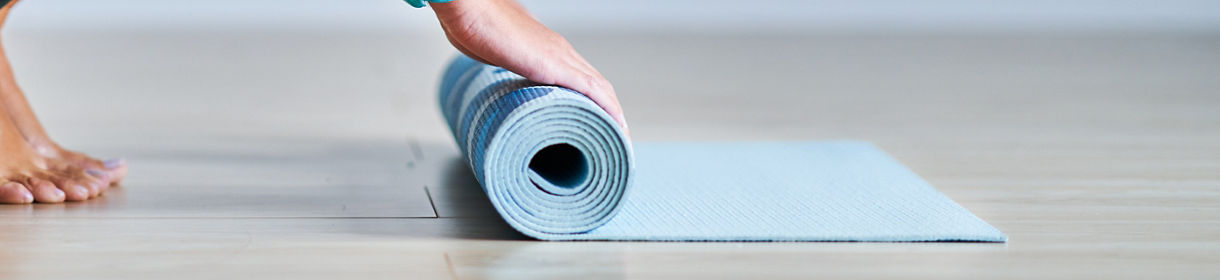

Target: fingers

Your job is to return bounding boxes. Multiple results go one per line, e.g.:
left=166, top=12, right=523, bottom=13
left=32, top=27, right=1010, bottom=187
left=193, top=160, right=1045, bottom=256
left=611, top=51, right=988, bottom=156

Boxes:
left=541, top=57, right=629, bottom=135
left=521, top=55, right=631, bottom=135
left=431, top=0, right=629, bottom=135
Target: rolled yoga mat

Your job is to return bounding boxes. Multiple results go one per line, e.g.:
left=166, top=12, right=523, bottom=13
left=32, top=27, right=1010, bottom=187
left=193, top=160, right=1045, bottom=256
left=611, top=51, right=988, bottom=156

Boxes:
left=439, top=55, right=1006, bottom=242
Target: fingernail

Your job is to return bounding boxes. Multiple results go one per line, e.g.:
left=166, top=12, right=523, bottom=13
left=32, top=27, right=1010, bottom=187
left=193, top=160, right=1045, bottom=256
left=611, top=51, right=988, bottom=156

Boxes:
left=103, top=158, right=125, bottom=169
left=85, top=169, right=108, bottom=179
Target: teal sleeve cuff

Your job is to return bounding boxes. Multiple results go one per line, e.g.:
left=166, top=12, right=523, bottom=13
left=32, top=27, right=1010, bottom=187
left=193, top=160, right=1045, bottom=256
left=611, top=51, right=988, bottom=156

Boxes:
left=405, top=0, right=453, bottom=8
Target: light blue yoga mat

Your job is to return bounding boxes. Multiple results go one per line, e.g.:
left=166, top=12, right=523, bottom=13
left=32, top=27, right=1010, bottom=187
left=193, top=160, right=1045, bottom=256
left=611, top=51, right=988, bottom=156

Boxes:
left=438, top=55, right=1006, bottom=242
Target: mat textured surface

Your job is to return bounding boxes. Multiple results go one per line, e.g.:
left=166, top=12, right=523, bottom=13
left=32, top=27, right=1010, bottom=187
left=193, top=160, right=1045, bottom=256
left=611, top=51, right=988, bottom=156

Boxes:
left=440, top=55, right=1005, bottom=242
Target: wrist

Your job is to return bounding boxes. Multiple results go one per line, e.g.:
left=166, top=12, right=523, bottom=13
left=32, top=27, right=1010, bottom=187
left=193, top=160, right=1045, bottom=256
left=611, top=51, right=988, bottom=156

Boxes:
left=430, top=0, right=473, bottom=15
left=405, top=0, right=453, bottom=8
left=431, top=0, right=486, bottom=25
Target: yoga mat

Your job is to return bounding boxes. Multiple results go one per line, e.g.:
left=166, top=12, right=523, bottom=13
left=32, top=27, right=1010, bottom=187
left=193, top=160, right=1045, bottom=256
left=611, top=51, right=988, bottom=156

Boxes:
left=438, top=55, right=1006, bottom=242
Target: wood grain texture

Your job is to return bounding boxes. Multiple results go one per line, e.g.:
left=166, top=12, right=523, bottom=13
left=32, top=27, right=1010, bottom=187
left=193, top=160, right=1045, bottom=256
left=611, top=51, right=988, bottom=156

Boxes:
left=1, top=29, right=1217, bottom=279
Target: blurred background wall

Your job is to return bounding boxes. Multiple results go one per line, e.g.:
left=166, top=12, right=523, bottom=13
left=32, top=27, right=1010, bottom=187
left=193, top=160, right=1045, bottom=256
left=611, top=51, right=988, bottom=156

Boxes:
left=0, top=0, right=1216, bottom=146
left=6, top=0, right=1220, bottom=33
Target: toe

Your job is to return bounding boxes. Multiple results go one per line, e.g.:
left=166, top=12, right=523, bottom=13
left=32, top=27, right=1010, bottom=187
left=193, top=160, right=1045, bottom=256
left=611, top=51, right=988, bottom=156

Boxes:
left=90, top=171, right=111, bottom=196
left=65, top=169, right=105, bottom=198
left=51, top=177, right=90, bottom=202
left=83, top=178, right=103, bottom=198
left=27, top=178, right=65, bottom=203
left=85, top=168, right=110, bottom=181
left=85, top=169, right=113, bottom=193
left=0, top=181, right=34, bottom=204
left=86, top=170, right=117, bottom=196
left=102, top=158, right=127, bottom=185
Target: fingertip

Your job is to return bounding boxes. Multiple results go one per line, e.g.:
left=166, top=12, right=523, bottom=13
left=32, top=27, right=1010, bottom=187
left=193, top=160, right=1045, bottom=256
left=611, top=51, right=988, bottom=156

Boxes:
left=618, top=116, right=631, bottom=137
left=579, top=79, right=628, bottom=135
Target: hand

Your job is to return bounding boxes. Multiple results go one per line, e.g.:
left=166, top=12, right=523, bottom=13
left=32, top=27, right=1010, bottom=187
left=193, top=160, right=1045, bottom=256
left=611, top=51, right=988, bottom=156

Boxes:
left=430, top=0, right=629, bottom=134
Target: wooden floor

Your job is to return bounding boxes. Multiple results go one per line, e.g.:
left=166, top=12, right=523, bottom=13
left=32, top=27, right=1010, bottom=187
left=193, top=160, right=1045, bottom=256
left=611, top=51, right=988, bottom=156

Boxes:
left=1, top=28, right=1218, bottom=279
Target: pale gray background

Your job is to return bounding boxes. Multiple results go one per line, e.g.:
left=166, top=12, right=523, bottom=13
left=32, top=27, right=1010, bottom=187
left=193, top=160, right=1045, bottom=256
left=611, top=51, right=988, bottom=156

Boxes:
left=7, top=0, right=1220, bottom=32
left=3, top=0, right=1216, bottom=148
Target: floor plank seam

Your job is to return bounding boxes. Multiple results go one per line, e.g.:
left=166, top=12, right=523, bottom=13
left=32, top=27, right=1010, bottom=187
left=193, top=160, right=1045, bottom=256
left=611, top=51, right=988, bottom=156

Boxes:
left=444, top=252, right=460, bottom=280
left=425, top=185, right=440, bottom=218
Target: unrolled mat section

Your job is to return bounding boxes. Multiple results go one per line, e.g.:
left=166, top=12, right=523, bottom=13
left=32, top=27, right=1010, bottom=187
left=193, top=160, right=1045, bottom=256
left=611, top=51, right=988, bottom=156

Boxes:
left=438, top=55, right=1006, bottom=242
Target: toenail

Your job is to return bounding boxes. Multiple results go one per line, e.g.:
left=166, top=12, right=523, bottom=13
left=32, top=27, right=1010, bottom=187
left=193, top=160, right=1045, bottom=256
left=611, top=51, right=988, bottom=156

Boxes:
left=73, top=185, right=88, bottom=195
left=103, top=158, right=126, bottom=169
left=86, top=169, right=108, bottom=179
left=12, top=190, right=33, bottom=203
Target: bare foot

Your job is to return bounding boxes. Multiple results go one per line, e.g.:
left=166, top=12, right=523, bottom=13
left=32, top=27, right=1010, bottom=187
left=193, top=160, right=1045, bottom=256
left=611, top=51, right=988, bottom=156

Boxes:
left=0, top=0, right=126, bottom=190
left=0, top=0, right=118, bottom=204
left=29, top=144, right=126, bottom=186
left=0, top=109, right=108, bottom=204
